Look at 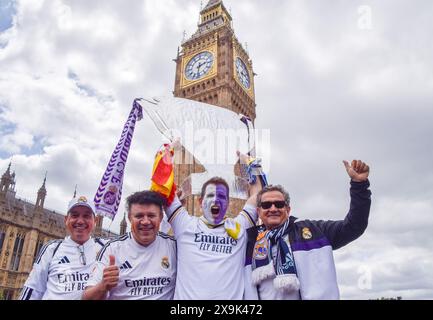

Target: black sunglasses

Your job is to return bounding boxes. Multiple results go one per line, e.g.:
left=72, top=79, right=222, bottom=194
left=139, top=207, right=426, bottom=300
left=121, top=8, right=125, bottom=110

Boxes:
left=260, top=201, right=286, bottom=209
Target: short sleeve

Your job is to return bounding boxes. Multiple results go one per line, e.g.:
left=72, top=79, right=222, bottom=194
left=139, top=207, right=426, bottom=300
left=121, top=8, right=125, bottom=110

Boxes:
left=235, top=203, right=258, bottom=229
left=20, top=240, right=60, bottom=299
left=166, top=196, right=194, bottom=236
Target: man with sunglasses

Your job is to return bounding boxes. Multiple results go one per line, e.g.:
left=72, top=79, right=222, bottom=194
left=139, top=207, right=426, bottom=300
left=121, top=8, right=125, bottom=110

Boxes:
left=245, top=159, right=371, bottom=300
left=20, top=196, right=106, bottom=300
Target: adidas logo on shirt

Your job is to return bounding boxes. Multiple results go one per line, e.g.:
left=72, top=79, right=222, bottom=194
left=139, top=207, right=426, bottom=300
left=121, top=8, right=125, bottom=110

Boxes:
left=120, top=260, right=132, bottom=270
left=58, top=256, right=70, bottom=264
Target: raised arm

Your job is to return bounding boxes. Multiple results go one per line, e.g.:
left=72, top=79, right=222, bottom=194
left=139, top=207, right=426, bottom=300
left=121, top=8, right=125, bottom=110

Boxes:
left=315, top=160, right=371, bottom=249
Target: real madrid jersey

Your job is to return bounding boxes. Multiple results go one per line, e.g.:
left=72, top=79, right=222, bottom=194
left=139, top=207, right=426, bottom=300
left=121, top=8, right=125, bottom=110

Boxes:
left=20, top=236, right=106, bottom=300
left=87, top=232, right=176, bottom=300
left=166, top=196, right=257, bottom=300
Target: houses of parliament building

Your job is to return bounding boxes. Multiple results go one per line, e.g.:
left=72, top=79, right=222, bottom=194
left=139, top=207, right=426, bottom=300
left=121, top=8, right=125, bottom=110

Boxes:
left=0, top=164, right=123, bottom=300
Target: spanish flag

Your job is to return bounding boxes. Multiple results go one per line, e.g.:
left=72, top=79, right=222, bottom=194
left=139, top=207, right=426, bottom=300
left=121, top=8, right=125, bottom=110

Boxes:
left=150, top=144, right=176, bottom=205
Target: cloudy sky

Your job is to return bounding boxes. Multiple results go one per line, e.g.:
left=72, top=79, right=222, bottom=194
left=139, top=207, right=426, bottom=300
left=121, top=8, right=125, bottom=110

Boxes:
left=1, top=0, right=432, bottom=299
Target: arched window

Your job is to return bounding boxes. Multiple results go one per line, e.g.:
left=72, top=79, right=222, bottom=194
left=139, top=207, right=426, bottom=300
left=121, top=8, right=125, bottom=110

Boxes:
left=2, top=289, right=14, bottom=300
left=10, top=233, right=25, bottom=271
left=0, top=225, right=6, bottom=256
left=33, top=238, right=45, bottom=263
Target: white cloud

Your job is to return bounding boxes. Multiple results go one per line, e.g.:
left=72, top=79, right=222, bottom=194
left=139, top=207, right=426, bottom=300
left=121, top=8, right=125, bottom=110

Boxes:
left=0, top=130, right=33, bottom=153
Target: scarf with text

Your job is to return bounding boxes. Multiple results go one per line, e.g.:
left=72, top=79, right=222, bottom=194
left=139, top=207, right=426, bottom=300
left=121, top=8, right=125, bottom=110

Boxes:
left=94, top=99, right=143, bottom=220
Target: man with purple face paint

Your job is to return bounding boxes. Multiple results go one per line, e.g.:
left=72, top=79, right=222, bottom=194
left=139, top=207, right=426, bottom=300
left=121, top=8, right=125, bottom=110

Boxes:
left=200, top=183, right=229, bottom=225
left=164, top=154, right=263, bottom=300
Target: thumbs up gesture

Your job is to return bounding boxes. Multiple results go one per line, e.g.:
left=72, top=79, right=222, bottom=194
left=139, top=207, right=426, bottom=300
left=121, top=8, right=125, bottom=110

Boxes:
left=109, top=255, right=116, bottom=266
left=102, top=255, right=119, bottom=291
left=343, top=160, right=370, bottom=182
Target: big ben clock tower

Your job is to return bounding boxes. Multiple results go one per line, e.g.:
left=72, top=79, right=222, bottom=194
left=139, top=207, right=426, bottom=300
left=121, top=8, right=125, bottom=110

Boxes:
left=173, top=0, right=256, bottom=216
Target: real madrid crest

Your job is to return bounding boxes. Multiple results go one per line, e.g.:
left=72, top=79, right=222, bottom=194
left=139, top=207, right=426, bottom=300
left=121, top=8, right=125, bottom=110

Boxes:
left=103, top=185, right=118, bottom=205
left=161, top=256, right=170, bottom=269
left=253, top=237, right=268, bottom=260
left=302, top=227, right=312, bottom=240
left=77, top=196, right=88, bottom=203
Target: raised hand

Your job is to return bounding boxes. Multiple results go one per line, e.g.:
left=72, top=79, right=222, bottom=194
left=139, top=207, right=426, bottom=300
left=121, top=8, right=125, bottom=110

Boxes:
left=237, top=150, right=253, bottom=165
left=177, top=187, right=187, bottom=206
left=170, top=137, right=182, bottom=151
left=102, top=255, right=119, bottom=291
left=343, top=160, right=370, bottom=182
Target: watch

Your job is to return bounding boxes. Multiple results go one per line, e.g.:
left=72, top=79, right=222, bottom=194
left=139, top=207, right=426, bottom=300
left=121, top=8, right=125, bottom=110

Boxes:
left=185, top=51, right=214, bottom=81
left=235, top=57, right=250, bottom=89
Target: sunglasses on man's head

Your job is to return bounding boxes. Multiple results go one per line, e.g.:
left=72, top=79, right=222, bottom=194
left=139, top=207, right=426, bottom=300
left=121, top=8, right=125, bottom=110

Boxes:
left=260, top=201, right=286, bottom=209
left=77, top=246, right=86, bottom=265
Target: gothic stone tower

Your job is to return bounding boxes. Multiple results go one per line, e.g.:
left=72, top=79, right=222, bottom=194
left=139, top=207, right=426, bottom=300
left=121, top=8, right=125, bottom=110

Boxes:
left=173, top=0, right=256, bottom=216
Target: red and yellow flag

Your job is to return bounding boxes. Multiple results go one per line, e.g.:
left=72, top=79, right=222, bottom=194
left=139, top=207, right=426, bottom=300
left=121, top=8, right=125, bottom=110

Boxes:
left=150, top=144, right=176, bottom=205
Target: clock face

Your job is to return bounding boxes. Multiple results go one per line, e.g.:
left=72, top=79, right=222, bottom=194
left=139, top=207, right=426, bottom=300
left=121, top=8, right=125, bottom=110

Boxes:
left=185, top=51, right=214, bottom=81
left=235, top=57, right=250, bottom=89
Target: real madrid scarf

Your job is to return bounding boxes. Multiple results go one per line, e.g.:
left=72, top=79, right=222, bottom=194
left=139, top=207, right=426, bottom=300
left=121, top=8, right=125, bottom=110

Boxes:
left=94, top=99, right=143, bottom=220
left=251, top=220, right=300, bottom=292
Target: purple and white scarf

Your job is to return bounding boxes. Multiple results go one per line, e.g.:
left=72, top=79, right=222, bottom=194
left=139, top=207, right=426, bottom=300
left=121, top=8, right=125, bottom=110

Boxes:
left=252, top=220, right=300, bottom=292
left=94, top=99, right=143, bottom=220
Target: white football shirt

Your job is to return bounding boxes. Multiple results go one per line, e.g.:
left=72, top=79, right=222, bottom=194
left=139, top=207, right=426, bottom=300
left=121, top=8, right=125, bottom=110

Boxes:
left=87, top=232, right=176, bottom=300
left=20, top=236, right=106, bottom=300
left=167, top=196, right=257, bottom=300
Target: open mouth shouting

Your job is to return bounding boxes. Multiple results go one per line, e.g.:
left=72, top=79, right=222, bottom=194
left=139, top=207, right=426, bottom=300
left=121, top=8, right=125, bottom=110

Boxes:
left=206, top=203, right=225, bottom=224
left=211, top=205, right=220, bottom=217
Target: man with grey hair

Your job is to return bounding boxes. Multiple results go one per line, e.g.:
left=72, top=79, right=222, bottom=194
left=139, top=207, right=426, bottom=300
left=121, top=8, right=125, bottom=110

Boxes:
left=244, top=159, right=371, bottom=300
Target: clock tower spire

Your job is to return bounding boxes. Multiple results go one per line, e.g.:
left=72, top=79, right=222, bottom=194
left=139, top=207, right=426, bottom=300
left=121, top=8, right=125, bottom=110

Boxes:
left=173, top=0, right=256, bottom=215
